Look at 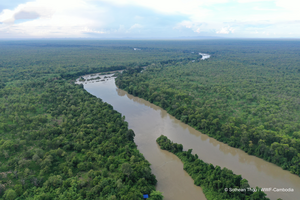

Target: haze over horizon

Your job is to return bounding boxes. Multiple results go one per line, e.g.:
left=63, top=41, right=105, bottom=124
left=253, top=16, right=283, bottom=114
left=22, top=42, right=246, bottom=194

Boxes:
left=0, top=0, right=300, bottom=39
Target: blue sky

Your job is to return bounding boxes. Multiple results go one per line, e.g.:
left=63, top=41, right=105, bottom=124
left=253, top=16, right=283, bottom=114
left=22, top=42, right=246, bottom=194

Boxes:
left=0, top=0, right=299, bottom=38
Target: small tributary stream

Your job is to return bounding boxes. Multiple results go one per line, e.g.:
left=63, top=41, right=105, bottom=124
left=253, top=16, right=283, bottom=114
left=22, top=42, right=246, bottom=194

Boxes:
left=76, top=74, right=300, bottom=200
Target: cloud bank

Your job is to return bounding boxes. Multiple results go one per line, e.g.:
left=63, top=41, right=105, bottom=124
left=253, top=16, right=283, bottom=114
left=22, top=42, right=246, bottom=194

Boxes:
left=0, top=0, right=299, bottom=38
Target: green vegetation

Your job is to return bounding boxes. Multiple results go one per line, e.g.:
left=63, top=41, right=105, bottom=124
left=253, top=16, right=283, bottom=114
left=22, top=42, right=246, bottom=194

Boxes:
left=0, top=78, right=159, bottom=199
left=156, top=135, right=269, bottom=200
left=0, top=40, right=199, bottom=82
left=2, top=39, right=299, bottom=199
left=116, top=40, right=300, bottom=176
left=0, top=41, right=192, bottom=199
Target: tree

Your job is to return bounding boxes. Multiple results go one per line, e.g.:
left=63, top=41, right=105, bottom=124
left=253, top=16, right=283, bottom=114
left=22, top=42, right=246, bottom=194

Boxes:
left=126, top=129, right=135, bottom=142
left=3, top=189, right=17, bottom=200
left=149, top=190, right=163, bottom=200
left=201, top=119, right=207, bottom=132
left=14, top=184, right=23, bottom=196
left=122, top=163, right=132, bottom=178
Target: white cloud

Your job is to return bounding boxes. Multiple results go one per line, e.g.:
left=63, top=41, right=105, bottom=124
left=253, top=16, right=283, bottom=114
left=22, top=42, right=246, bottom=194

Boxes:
left=253, top=7, right=277, bottom=11
left=276, top=0, right=300, bottom=12
left=175, top=20, right=236, bottom=35
left=237, top=0, right=272, bottom=3
left=175, top=20, right=195, bottom=29
left=129, top=23, right=142, bottom=29
left=98, top=0, right=221, bottom=21
left=216, top=26, right=235, bottom=34
left=0, top=0, right=225, bottom=38
left=174, top=21, right=204, bottom=33
left=82, top=27, right=106, bottom=34
left=123, top=23, right=143, bottom=34
left=0, top=1, right=56, bottom=24
left=134, top=15, right=144, bottom=20
left=173, top=0, right=300, bottom=36
left=237, top=0, right=300, bottom=9
left=0, top=0, right=300, bottom=38
left=0, top=0, right=108, bottom=37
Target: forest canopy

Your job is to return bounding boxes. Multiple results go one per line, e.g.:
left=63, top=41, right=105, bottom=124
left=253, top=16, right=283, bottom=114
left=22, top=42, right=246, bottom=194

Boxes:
left=1, top=39, right=299, bottom=199
left=0, top=40, right=198, bottom=199
left=116, top=40, right=300, bottom=176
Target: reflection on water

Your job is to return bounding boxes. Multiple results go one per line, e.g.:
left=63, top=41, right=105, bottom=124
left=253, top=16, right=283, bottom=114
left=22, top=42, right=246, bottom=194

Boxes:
left=83, top=78, right=300, bottom=200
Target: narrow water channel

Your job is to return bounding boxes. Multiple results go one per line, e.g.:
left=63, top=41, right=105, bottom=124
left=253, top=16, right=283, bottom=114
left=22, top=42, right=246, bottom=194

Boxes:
left=80, top=76, right=300, bottom=200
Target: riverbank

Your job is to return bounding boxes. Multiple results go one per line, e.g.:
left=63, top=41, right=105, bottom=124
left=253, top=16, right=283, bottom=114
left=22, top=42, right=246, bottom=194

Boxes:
left=156, top=135, right=269, bottom=200
left=81, top=76, right=300, bottom=200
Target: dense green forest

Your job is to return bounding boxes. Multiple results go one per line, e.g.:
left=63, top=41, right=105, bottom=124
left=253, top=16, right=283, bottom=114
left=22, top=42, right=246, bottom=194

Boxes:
left=0, top=41, right=200, bottom=199
left=0, top=40, right=199, bottom=82
left=156, top=135, right=269, bottom=200
left=116, top=40, right=300, bottom=176
left=1, top=40, right=299, bottom=199
left=0, top=78, right=162, bottom=200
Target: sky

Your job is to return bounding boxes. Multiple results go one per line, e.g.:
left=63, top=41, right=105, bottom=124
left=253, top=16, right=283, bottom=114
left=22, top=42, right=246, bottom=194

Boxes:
left=0, top=0, right=300, bottom=39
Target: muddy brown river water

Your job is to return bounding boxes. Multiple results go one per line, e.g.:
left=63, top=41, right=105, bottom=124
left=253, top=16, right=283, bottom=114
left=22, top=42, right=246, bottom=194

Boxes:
left=80, top=76, right=300, bottom=200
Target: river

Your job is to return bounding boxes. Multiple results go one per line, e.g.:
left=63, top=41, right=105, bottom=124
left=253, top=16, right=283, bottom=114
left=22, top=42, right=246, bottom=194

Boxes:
left=199, top=53, right=210, bottom=60
left=77, top=75, right=300, bottom=200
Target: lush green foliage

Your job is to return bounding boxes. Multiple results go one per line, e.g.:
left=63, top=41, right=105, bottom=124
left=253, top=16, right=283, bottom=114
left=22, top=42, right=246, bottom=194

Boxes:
left=2, top=39, right=299, bottom=199
left=0, top=41, right=202, bottom=199
left=116, top=40, right=300, bottom=176
left=0, top=77, right=160, bottom=199
left=156, top=135, right=269, bottom=200
left=0, top=40, right=199, bottom=82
